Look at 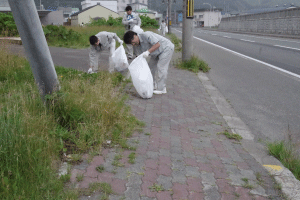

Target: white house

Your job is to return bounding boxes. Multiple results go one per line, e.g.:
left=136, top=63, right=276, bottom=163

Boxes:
left=81, top=0, right=118, bottom=12
left=81, top=0, right=149, bottom=13
left=194, top=9, right=222, bottom=27
left=71, top=4, right=119, bottom=26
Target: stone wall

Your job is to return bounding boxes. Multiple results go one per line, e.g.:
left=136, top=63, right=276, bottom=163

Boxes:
left=219, top=7, right=300, bottom=35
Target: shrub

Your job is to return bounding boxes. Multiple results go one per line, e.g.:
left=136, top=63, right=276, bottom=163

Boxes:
left=88, top=16, right=123, bottom=27
left=0, top=12, right=18, bottom=36
left=43, top=25, right=82, bottom=41
left=140, top=15, right=159, bottom=28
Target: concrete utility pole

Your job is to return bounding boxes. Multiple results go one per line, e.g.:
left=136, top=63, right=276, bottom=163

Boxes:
left=8, top=0, right=59, bottom=98
left=168, top=0, right=172, bottom=33
left=182, top=0, right=194, bottom=61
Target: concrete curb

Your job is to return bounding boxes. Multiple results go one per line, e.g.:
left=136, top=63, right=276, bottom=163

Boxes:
left=197, top=71, right=300, bottom=200
left=0, top=37, right=22, bottom=45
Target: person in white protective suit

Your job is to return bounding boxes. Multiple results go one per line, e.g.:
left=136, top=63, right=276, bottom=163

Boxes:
left=122, top=6, right=141, bottom=60
left=160, top=20, right=166, bottom=36
left=123, top=31, right=174, bottom=94
left=88, top=31, right=123, bottom=74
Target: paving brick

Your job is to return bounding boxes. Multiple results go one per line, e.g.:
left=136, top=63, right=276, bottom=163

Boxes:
left=157, top=164, right=172, bottom=176
left=172, top=183, right=189, bottom=200
left=145, top=159, right=158, bottom=170
left=184, top=158, right=198, bottom=167
left=142, top=168, right=158, bottom=183
left=111, top=178, right=127, bottom=194
left=189, top=191, right=205, bottom=200
left=187, top=177, right=203, bottom=193
left=216, top=179, right=235, bottom=194
left=140, top=180, right=157, bottom=198
left=156, top=191, right=172, bottom=200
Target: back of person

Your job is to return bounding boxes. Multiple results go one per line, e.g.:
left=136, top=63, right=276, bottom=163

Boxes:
left=136, top=31, right=173, bottom=56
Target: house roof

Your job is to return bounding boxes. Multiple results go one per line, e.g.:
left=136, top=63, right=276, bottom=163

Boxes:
left=71, top=4, right=117, bottom=17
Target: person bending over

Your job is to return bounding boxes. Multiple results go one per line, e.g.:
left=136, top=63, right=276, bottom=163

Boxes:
left=123, top=31, right=174, bottom=94
left=88, top=31, right=123, bottom=73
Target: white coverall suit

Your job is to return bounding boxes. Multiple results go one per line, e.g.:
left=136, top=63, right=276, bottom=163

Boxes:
left=89, top=31, right=122, bottom=73
left=135, top=31, right=174, bottom=91
left=122, top=12, right=141, bottom=59
left=160, top=22, right=166, bottom=36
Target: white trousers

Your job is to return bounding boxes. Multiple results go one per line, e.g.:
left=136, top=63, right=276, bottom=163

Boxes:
left=148, top=45, right=174, bottom=91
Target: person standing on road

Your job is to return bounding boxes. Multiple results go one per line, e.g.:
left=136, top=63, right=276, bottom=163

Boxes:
left=123, top=31, right=174, bottom=94
left=122, top=6, right=141, bottom=60
left=160, top=20, right=166, bottom=36
left=88, top=31, right=123, bottom=74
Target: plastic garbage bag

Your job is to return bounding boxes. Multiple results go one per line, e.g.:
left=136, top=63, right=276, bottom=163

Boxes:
left=132, top=25, right=144, bottom=34
left=165, top=26, right=168, bottom=33
left=128, top=55, right=153, bottom=99
left=111, top=45, right=129, bottom=71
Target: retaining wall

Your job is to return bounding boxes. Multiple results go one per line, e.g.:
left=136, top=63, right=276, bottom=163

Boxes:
left=219, top=7, right=300, bottom=35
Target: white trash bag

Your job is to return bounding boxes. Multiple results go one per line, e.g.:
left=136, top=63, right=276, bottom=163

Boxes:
left=165, top=26, right=168, bottom=33
left=132, top=25, right=144, bottom=34
left=111, top=45, right=129, bottom=71
left=128, top=55, right=153, bottom=99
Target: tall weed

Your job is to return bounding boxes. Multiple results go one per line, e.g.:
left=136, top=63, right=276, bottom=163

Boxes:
left=0, top=45, right=142, bottom=199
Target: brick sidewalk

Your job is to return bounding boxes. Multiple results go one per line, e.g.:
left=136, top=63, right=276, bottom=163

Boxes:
left=70, top=55, right=283, bottom=200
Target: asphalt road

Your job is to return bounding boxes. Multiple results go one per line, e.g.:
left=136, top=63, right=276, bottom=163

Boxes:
left=6, top=44, right=110, bottom=72
left=173, top=28, right=300, bottom=145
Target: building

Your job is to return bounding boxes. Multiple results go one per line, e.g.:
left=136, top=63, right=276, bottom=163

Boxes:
left=118, top=0, right=148, bottom=12
left=70, top=4, right=119, bottom=26
left=81, top=0, right=148, bottom=13
left=194, top=9, right=222, bottom=27
left=81, top=0, right=117, bottom=12
left=0, top=0, right=66, bottom=25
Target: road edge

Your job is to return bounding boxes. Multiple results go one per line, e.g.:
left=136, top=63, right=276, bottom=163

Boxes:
left=197, top=71, right=300, bottom=200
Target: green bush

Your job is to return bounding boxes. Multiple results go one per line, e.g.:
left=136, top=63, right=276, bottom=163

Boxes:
left=88, top=16, right=123, bottom=27
left=0, top=12, right=18, bottom=36
left=140, top=15, right=159, bottom=28
left=43, top=25, right=82, bottom=41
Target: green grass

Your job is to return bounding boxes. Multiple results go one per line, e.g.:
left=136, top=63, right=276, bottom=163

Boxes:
left=267, top=141, right=300, bottom=180
left=167, top=33, right=182, bottom=52
left=0, top=44, right=143, bottom=199
left=45, top=25, right=158, bottom=49
left=128, top=152, right=136, bottom=164
left=175, top=55, right=210, bottom=73
left=218, top=130, right=243, bottom=141
left=148, top=183, right=164, bottom=192
left=96, top=165, right=105, bottom=173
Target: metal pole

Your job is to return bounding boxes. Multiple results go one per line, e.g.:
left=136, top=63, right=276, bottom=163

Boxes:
left=168, top=0, right=172, bottom=33
left=182, top=0, right=193, bottom=61
left=8, top=0, right=59, bottom=98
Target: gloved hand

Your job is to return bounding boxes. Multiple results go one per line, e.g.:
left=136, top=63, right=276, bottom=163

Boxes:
left=128, top=19, right=134, bottom=23
left=142, top=51, right=150, bottom=58
left=118, top=40, right=123, bottom=45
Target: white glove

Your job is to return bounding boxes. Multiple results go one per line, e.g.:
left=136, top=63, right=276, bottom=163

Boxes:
left=142, top=51, right=150, bottom=58
left=128, top=19, right=134, bottom=23
left=119, top=40, right=123, bottom=45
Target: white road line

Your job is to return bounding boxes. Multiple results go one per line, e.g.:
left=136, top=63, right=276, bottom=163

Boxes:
left=240, top=39, right=255, bottom=43
left=274, top=45, right=300, bottom=51
left=209, top=30, right=300, bottom=44
left=223, top=36, right=231, bottom=38
left=174, top=29, right=300, bottom=79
